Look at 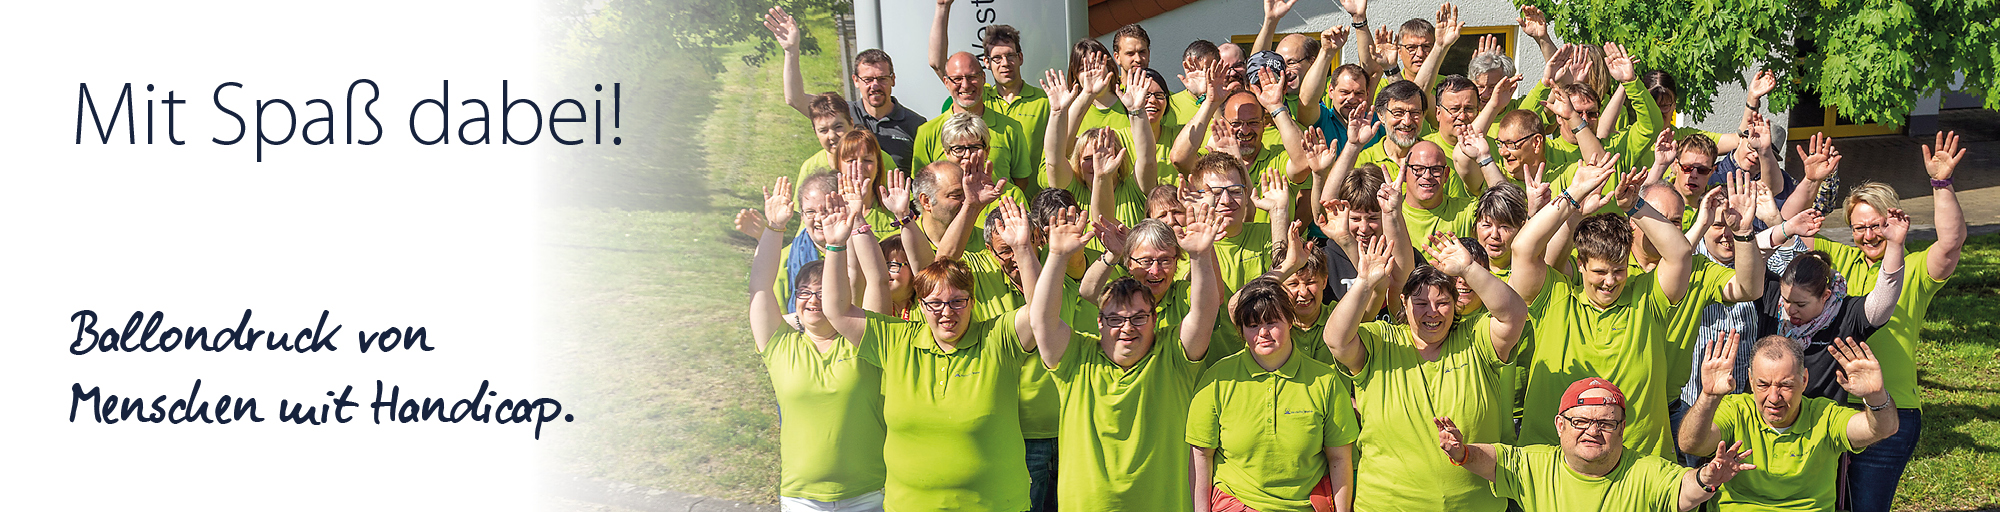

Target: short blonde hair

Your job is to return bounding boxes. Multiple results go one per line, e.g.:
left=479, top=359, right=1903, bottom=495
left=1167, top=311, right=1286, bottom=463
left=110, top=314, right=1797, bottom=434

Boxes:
left=940, top=113, right=989, bottom=146
left=1845, top=181, right=1900, bottom=219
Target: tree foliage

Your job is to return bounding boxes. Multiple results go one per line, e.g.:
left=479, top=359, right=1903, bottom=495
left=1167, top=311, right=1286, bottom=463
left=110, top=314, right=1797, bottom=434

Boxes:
left=1517, top=0, right=1998, bottom=124
left=546, top=0, right=848, bottom=74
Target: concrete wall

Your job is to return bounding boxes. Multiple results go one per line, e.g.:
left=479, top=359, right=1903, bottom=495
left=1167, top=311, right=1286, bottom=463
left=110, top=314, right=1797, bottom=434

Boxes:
left=865, top=0, right=1089, bottom=115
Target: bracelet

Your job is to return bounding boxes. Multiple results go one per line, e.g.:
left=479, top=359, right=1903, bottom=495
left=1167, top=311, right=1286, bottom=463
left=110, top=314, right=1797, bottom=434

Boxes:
left=1571, top=122, right=1587, bottom=134
left=1733, top=232, right=1755, bottom=242
left=1697, top=466, right=1721, bottom=493
left=1931, top=178, right=1954, bottom=188
left=825, top=244, right=846, bottom=252
left=1478, top=155, right=1495, bottom=168
left=1626, top=198, right=1648, bottom=217
left=1559, top=191, right=1580, bottom=211
left=1099, top=252, right=1124, bottom=269
left=1448, top=447, right=1468, bottom=466
left=1864, top=395, right=1892, bottom=412
left=1351, top=19, right=1367, bottom=29
left=1268, top=106, right=1288, bottom=118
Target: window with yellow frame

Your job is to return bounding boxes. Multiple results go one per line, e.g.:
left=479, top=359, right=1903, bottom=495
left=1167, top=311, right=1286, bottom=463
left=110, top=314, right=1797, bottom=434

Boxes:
left=1786, top=89, right=1902, bottom=140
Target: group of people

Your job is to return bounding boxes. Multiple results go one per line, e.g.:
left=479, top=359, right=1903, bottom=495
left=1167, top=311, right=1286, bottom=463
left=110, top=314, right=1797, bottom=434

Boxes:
left=737, top=0, right=1971, bottom=511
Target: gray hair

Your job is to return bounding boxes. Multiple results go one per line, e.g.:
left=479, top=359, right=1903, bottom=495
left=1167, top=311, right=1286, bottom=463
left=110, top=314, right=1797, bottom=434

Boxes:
left=940, top=112, right=989, bottom=145
left=912, top=161, right=960, bottom=211
left=1129, top=218, right=1179, bottom=255
left=1468, top=51, right=1516, bottom=78
left=1750, top=334, right=1806, bottom=375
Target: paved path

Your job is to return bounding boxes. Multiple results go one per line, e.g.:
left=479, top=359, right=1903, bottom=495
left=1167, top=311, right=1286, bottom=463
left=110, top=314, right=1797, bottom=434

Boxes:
left=1787, top=108, right=2000, bottom=243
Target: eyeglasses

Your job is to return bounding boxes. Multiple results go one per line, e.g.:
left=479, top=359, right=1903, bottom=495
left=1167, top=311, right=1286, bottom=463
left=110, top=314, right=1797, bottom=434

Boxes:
left=945, top=74, right=983, bottom=85
left=1440, top=105, right=1479, bottom=118
left=921, top=298, right=972, bottom=312
left=947, top=143, right=988, bottom=156
left=1146, top=92, right=1170, bottom=103
left=1558, top=414, right=1624, bottom=433
left=1399, top=43, right=1433, bottom=55
left=1498, top=132, right=1541, bottom=151
left=1851, top=223, right=1888, bottom=234
left=982, top=53, right=1022, bottom=65
left=1677, top=162, right=1715, bottom=176
left=1203, top=185, right=1248, bottom=198
left=795, top=289, right=823, bottom=301
left=887, top=261, right=908, bottom=274
left=1224, top=120, right=1262, bottom=130
left=1384, top=109, right=1424, bottom=120
left=1579, top=109, right=1603, bottom=120
left=1405, top=164, right=1449, bottom=178
left=1099, top=313, right=1154, bottom=329
left=855, top=74, right=894, bottom=85
left=1283, top=56, right=1309, bottom=68
left=1129, top=257, right=1176, bottom=269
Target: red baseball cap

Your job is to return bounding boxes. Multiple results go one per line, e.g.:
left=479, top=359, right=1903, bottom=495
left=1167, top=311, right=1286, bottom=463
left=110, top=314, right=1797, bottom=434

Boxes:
left=1559, top=377, right=1627, bottom=414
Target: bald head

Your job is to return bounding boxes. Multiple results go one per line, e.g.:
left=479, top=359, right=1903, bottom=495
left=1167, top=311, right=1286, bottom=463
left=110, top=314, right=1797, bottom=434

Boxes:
left=1408, top=140, right=1447, bottom=167
left=946, top=52, right=980, bottom=75
left=944, top=52, right=985, bottom=111
left=1275, top=35, right=1314, bottom=92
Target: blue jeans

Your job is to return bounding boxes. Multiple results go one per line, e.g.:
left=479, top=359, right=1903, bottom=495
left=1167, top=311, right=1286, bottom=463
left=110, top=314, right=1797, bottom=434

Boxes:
left=1846, top=408, right=1921, bottom=512
left=1025, top=437, right=1058, bottom=512
left=1667, top=399, right=1705, bottom=468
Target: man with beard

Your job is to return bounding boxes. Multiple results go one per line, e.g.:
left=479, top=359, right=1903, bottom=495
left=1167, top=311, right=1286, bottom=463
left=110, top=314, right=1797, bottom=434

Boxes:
left=1369, top=3, right=1462, bottom=98
left=1396, top=140, right=1477, bottom=247
left=1352, top=80, right=1430, bottom=180
left=927, top=6, right=1048, bottom=193
left=769, top=7, right=924, bottom=172
left=1436, top=378, right=1758, bottom=512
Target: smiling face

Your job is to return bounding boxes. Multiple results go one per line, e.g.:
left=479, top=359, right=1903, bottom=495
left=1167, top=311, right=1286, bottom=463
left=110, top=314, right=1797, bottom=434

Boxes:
left=1329, top=74, right=1371, bottom=121
left=1404, top=283, right=1456, bottom=345
left=811, top=116, right=852, bottom=153
left=1475, top=216, right=1518, bottom=264
left=798, top=189, right=833, bottom=244
left=1453, top=276, right=1483, bottom=315
left=1141, top=79, right=1169, bottom=125
left=1281, top=271, right=1326, bottom=319
left=1579, top=257, right=1629, bottom=307
left=1848, top=202, right=1891, bottom=261
left=945, top=54, right=985, bottom=111
left=885, top=251, right=913, bottom=297
left=794, top=281, right=826, bottom=326
left=1383, top=97, right=1425, bottom=148
left=1098, top=295, right=1158, bottom=368
left=1558, top=395, right=1626, bottom=465
left=1199, top=171, right=1249, bottom=228
left=1704, top=217, right=1737, bottom=263
left=1405, top=142, right=1449, bottom=207
left=1435, top=88, right=1480, bottom=138
left=1346, top=208, right=1384, bottom=246
left=1495, top=124, right=1544, bottom=177
left=919, top=285, right=974, bottom=343
left=1127, top=245, right=1180, bottom=298
left=1748, top=352, right=1807, bottom=428
left=1275, top=35, right=1311, bottom=92
left=921, top=167, right=967, bottom=220
left=1221, top=95, right=1265, bottom=159
left=1241, top=314, right=1293, bottom=359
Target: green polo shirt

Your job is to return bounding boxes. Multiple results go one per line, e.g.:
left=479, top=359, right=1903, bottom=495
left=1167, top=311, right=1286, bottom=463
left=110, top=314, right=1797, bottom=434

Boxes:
left=1213, top=223, right=1275, bottom=293
left=1040, top=151, right=1151, bottom=229
left=958, top=249, right=1060, bottom=440
left=984, top=83, right=1050, bottom=171
left=1663, top=256, right=1741, bottom=391
left=1712, top=394, right=1860, bottom=511
left=1551, top=160, right=1631, bottom=216
left=1187, top=350, right=1361, bottom=512
left=1491, top=444, right=1686, bottom=512
left=1520, top=270, right=1680, bottom=461
left=762, top=330, right=887, bottom=501
left=1347, top=318, right=1513, bottom=511
left=1164, top=90, right=1200, bottom=142
left=1051, top=324, right=1204, bottom=512
left=1355, top=140, right=1474, bottom=202
left=914, top=107, right=1032, bottom=180
left=1141, top=275, right=1245, bottom=368
left=1813, top=239, right=1946, bottom=409
left=1402, top=194, right=1478, bottom=245
left=860, top=310, right=1032, bottom=511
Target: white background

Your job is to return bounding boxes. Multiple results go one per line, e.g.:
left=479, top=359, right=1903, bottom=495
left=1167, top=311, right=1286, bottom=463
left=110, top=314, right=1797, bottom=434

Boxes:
left=0, top=1, right=562, bottom=509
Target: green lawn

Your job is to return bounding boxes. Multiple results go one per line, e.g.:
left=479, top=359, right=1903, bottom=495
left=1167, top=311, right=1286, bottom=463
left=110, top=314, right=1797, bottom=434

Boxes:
left=543, top=13, right=1999, bottom=510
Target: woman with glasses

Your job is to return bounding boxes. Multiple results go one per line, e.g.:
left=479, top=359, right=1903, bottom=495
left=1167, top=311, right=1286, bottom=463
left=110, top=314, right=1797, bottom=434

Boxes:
left=820, top=182, right=1056, bottom=511
left=740, top=177, right=889, bottom=512
left=1026, top=195, right=1222, bottom=512
left=1188, top=275, right=1360, bottom=512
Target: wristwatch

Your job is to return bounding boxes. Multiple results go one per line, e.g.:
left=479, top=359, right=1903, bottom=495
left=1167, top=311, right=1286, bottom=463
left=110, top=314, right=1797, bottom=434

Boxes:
left=1864, top=396, right=1892, bottom=412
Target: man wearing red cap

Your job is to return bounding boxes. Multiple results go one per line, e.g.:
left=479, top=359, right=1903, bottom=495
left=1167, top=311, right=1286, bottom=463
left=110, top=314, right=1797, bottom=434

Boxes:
left=1433, top=378, right=1758, bottom=511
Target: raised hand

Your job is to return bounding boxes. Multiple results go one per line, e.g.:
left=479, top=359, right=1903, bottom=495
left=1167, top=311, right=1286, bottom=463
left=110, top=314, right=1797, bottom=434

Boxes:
left=1201, top=58, right=1228, bottom=99
left=1079, top=55, right=1112, bottom=97
left=1699, top=186, right=1728, bottom=222
left=1922, top=130, right=1967, bottom=182
left=1610, top=166, right=1647, bottom=213
left=1699, top=330, right=1740, bottom=396
left=1357, top=230, right=1393, bottom=285
left=1725, top=169, right=1756, bottom=232
left=1303, top=127, right=1340, bottom=172
left=1118, top=66, right=1151, bottom=112
left=1434, top=416, right=1468, bottom=463
left=1339, top=0, right=1367, bottom=17
left=1518, top=5, right=1549, bottom=40
left=1786, top=209, right=1827, bottom=239
left=1524, top=162, right=1552, bottom=211
left=735, top=208, right=769, bottom=239
left=1548, top=45, right=1581, bottom=85
left=1042, top=69, right=1077, bottom=111
left=1254, top=68, right=1287, bottom=108
left=1422, top=231, right=1474, bottom=276
left=1178, top=200, right=1226, bottom=254
left=997, top=199, right=1036, bottom=252
left=1882, top=207, right=1911, bottom=245
left=1703, top=441, right=1759, bottom=488
left=1372, top=26, right=1397, bottom=65
left=837, top=165, right=872, bottom=211
left=1319, top=199, right=1352, bottom=244
left=1178, top=57, right=1209, bottom=98
left=1476, top=34, right=1499, bottom=57
left=1830, top=336, right=1887, bottom=400
left=1456, top=125, right=1491, bottom=162
left=765, top=176, right=796, bottom=229
left=963, top=160, right=1007, bottom=206
left=1377, top=174, right=1406, bottom=213
left=1047, top=206, right=1094, bottom=256
left=879, top=169, right=914, bottom=220
left=1750, top=181, right=1782, bottom=227
left=1263, top=0, right=1299, bottom=22
left=1653, top=129, right=1679, bottom=168
left=1322, top=25, right=1351, bottom=52
left=762, top=7, right=800, bottom=53
left=1094, top=217, right=1132, bottom=258
left=1748, top=70, right=1777, bottom=103
left=1567, top=151, right=1620, bottom=200
left=1276, top=220, right=1307, bottom=270
left=1347, top=116, right=1382, bottom=148
left=1542, top=87, right=1576, bottom=121
left=1604, top=42, right=1637, bottom=83
left=1746, top=113, right=1773, bottom=152
left=1434, top=3, right=1463, bottom=47
left=1251, top=168, right=1291, bottom=213
left=1093, top=139, right=1128, bottom=187
left=821, top=193, right=856, bottom=240
left=1206, top=117, right=1243, bottom=159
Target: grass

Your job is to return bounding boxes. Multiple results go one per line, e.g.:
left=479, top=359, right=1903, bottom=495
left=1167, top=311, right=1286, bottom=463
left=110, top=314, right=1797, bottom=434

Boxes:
left=544, top=11, right=1999, bottom=510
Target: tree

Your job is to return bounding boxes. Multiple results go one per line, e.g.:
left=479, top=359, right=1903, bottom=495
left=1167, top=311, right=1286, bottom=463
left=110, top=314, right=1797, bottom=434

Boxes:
left=1517, top=0, right=1999, bottom=124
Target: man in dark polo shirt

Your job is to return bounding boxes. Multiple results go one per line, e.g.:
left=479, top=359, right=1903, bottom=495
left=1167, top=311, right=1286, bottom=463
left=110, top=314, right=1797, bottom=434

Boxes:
left=849, top=49, right=927, bottom=172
